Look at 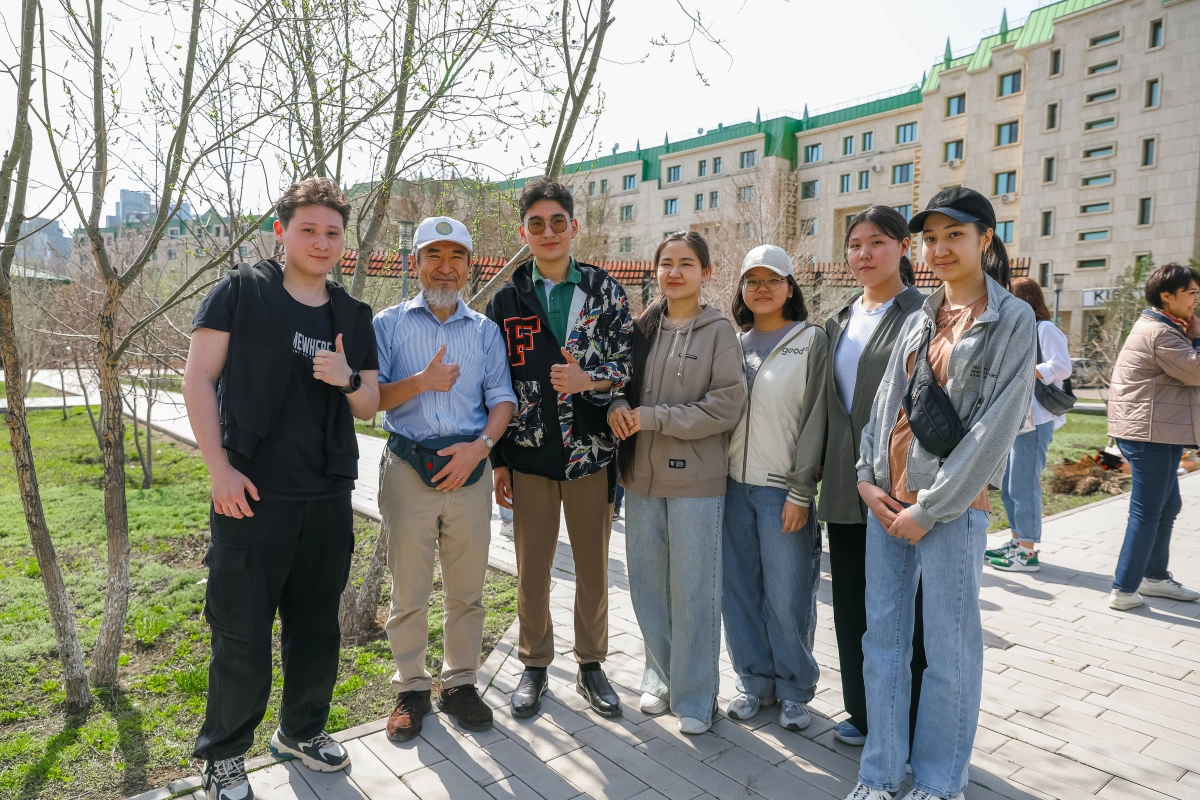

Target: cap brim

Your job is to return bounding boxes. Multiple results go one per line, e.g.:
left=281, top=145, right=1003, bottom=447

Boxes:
left=908, top=206, right=980, bottom=233
left=739, top=263, right=791, bottom=278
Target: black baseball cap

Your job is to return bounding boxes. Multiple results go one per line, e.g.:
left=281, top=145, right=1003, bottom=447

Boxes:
left=908, top=186, right=997, bottom=233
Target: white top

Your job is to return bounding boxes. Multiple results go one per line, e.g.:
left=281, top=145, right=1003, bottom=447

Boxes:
left=1032, top=319, right=1073, bottom=429
left=833, top=296, right=895, bottom=413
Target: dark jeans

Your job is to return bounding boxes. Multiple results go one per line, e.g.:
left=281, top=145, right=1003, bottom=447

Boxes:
left=1113, top=440, right=1183, bottom=592
left=828, top=521, right=925, bottom=736
left=193, top=495, right=354, bottom=761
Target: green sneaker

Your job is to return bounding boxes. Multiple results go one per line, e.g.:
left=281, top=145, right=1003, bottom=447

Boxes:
left=984, top=539, right=1020, bottom=561
left=990, top=549, right=1040, bottom=572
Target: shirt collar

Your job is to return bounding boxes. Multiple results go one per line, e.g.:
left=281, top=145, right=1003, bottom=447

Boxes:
left=408, top=290, right=469, bottom=324
left=531, top=258, right=580, bottom=287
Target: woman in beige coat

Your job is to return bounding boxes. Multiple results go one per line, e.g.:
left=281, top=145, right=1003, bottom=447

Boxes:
left=1106, top=262, right=1200, bottom=610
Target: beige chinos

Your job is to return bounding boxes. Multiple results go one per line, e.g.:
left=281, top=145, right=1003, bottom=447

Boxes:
left=381, top=448, right=493, bottom=692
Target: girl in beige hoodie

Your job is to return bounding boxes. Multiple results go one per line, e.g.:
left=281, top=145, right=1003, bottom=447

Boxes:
left=608, top=231, right=746, bottom=734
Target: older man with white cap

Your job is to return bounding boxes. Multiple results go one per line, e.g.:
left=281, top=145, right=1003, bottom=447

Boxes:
left=372, top=216, right=516, bottom=741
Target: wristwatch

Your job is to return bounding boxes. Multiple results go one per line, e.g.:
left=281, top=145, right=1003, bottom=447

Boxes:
left=340, top=370, right=362, bottom=395
left=479, top=433, right=495, bottom=449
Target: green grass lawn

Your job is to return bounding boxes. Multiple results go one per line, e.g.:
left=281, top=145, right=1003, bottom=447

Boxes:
left=354, top=412, right=389, bottom=439
left=0, top=408, right=517, bottom=800
left=0, top=382, right=61, bottom=399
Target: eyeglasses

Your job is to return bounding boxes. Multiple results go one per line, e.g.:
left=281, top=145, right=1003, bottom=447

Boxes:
left=743, top=277, right=785, bottom=292
left=525, top=215, right=570, bottom=235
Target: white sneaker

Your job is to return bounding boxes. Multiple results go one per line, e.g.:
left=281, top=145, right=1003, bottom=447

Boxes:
left=499, top=520, right=513, bottom=535
left=779, top=700, right=810, bottom=731
left=1139, top=576, right=1200, bottom=602
left=639, top=692, right=669, bottom=714
left=901, top=789, right=963, bottom=800
left=726, top=691, right=774, bottom=720
left=1109, top=589, right=1144, bottom=611
left=678, top=716, right=711, bottom=734
left=844, top=783, right=893, bottom=800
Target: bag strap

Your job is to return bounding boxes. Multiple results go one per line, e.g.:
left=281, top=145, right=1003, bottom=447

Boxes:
left=1035, top=322, right=1043, bottom=365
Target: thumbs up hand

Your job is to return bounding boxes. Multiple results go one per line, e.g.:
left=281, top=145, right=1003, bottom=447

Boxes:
left=550, top=346, right=592, bottom=395
left=420, top=343, right=461, bottom=393
left=314, top=333, right=353, bottom=387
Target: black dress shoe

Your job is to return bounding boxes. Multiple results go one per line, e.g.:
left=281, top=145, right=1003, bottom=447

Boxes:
left=576, top=667, right=622, bottom=717
left=511, top=669, right=548, bottom=718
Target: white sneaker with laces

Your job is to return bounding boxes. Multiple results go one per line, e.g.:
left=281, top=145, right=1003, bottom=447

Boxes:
left=499, top=520, right=513, bottom=536
left=639, top=692, right=669, bottom=714
left=900, top=789, right=963, bottom=800
left=779, top=700, right=811, bottom=731
left=1109, top=589, right=1144, bottom=611
left=202, top=756, right=253, bottom=800
left=269, top=728, right=349, bottom=773
left=726, top=691, right=773, bottom=720
left=678, top=716, right=711, bottom=734
left=843, top=782, right=893, bottom=800
left=1139, top=576, right=1200, bottom=601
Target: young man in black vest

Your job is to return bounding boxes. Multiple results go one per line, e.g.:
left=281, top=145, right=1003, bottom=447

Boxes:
left=183, top=178, right=379, bottom=800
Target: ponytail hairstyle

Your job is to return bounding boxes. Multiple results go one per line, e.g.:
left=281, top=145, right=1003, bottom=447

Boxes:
left=843, top=205, right=915, bottom=287
left=617, top=231, right=711, bottom=479
left=975, top=221, right=1010, bottom=289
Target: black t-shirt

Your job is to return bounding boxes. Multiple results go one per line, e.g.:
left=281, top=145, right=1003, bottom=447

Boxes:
left=193, top=279, right=379, bottom=500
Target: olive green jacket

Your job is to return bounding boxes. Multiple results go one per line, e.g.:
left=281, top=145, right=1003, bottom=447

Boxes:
left=817, top=286, right=925, bottom=525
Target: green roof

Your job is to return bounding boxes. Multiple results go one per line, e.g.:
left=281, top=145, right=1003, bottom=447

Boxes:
left=799, top=87, right=923, bottom=132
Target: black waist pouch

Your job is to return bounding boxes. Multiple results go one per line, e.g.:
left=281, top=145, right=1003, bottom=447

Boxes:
left=902, top=323, right=966, bottom=459
left=387, top=432, right=486, bottom=489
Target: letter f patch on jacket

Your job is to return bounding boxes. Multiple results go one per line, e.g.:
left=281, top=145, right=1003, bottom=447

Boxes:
left=503, top=316, right=541, bottom=366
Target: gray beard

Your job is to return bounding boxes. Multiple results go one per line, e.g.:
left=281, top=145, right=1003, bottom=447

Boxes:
left=424, top=286, right=461, bottom=309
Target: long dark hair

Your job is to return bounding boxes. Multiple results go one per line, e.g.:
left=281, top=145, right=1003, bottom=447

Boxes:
left=730, top=274, right=808, bottom=332
left=843, top=205, right=915, bottom=287
left=977, top=220, right=1011, bottom=289
left=617, top=231, right=711, bottom=479
left=1009, top=277, right=1052, bottom=322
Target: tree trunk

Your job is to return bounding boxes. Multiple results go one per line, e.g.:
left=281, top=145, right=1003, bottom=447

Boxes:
left=339, top=519, right=390, bottom=643
left=0, top=284, right=91, bottom=711
left=90, top=295, right=132, bottom=687
left=74, top=352, right=103, bottom=451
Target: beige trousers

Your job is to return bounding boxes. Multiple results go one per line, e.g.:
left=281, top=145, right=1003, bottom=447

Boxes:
left=381, top=449, right=492, bottom=692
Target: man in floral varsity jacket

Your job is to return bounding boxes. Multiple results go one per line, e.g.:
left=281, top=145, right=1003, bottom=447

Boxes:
left=485, top=178, right=633, bottom=720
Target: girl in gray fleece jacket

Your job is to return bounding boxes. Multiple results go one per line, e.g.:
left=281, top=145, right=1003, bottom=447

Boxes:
left=846, top=188, right=1035, bottom=800
left=608, top=232, right=746, bottom=735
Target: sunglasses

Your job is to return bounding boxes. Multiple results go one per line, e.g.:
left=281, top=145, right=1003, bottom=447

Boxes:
left=525, top=215, right=570, bottom=235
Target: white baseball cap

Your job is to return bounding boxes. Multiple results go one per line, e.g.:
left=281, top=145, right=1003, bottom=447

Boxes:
left=739, top=244, right=793, bottom=278
left=413, top=216, right=473, bottom=253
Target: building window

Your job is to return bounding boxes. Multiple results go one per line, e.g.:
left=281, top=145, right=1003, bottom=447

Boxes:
left=1083, top=144, right=1115, bottom=159
left=1089, top=31, right=1121, bottom=47
left=1138, top=197, right=1153, bottom=226
left=600, top=179, right=608, bottom=194
left=168, top=249, right=177, bottom=260
left=893, top=204, right=912, bottom=221
left=995, top=171, right=1017, bottom=195
left=1041, top=211, right=1053, bottom=236
left=1084, top=116, right=1116, bottom=131
left=1049, top=48, right=1063, bottom=76
left=1145, top=78, right=1161, bottom=108
left=740, top=150, right=757, bottom=169
left=946, top=94, right=966, bottom=117
left=168, top=227, right=179, bottom=237
left=697, top=159, right=707, bottom=177
left=1149, top=18, right=1164, bottom=49
left=895, top=122, right=918, bottom=144
left=713, top=156, right=722, bottom=174
left=1086, top=88, right=1118, bottom=104
left=804, top=143, right=822, bottom=163
left=1043, top=156, right=1057, bottom=183
left=738, top=222, right=756, bottom=239
left=694, top=193, right=704, bottom=211
left=996, top=121, right=1020, bottom=146
left=1081, top=173, right=1113, bottom=187
left=842, top=136, right=854, bottom=156
left=862, top=131, right=874, bottom=151
left=944, top=140, right=964, bottom=162
left=998, top=70, right=1022, bottom=96
left=214, top=226, right=221, bottom=237
left=1078, top=258, right=1107, bottom=269
left=1046, top=102, right=1059, bottom=130
left=996, top=220, right=1014, bottom=244
left=620, top=204, right=634, bottom=221
left=619, top=236, right=634, bottom=253
left=1078, top=229, right=1110, bottom=241
left=663, top=198, right=678, bottom=216
left=800, top=218, right=817, bottom=236
left=666, top=165, right=681, bottom=183
left=239, top=245, right=248, bottom=257
left=858, top=171, right=870, bottom=191
left=1039, top=262, right=1051, bottom=287
left=1141, top=137, right=1157, bottom=167
left=892, top=163, right=913, bottom=185
left=1088, top=60, right=1119, bottom=76
left=738, top=186, right=756, bottom=204
left=1080, top=201, right=1111, bottom=214
left=840, top=174, right=851, bottom=194
left=710, top=191, right=719, bottom=208
left=801, top=180, right=819, bottom=199
left=622, top=174, right=636, bottom=191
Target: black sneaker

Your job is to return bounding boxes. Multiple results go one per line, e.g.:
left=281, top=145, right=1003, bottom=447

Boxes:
left=269, top=728, right=350, bottom=773
left=202, top=756, right=253, bottom=800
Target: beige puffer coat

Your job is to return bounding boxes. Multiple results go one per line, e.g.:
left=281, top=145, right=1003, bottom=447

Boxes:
left=1107, top=311, right=1200, bottom=445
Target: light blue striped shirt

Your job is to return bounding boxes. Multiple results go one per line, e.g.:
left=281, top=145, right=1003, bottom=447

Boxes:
left=373, top=292, right=516, bottom=441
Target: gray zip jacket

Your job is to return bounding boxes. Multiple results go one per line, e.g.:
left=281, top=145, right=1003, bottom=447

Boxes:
left=856, top=274, right=1036, bottom=531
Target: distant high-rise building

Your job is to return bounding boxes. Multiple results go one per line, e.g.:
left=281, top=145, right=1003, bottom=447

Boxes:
left=4, top=216, right=72, bottom=267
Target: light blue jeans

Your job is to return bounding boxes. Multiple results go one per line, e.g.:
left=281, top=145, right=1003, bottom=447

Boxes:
left=626, top=490, right=723, bottom=723
left=860, top=505, right=989, bottom=799
left=1001, top=421, right=1054, bottom=543
left=721, top=478, right=821, bottom=702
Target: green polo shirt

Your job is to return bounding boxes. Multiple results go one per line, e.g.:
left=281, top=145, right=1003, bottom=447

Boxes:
left=531, top=259, right=581, bottom=346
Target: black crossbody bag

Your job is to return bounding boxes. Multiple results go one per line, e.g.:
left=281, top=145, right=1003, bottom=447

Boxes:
left=903, top=322, right=966, bottom=459
left=1033, top=335, right=1076, bottom=416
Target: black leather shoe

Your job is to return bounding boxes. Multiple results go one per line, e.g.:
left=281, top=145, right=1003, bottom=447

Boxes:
left=576, top=667, right=622, bottom=717
left=511, top=669, right=548, bottom=718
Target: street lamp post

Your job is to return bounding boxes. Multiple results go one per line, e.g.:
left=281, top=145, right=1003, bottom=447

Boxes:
left=396, top=220, right=415, bottom=299
left=1053, top=273, right=1066, bottom=325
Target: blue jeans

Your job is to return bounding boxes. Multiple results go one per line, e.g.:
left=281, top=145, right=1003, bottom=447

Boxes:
left=1113, top=439, right=1183, bottom=592
left=860, top=505, right=988, bottom=798
left=721, top=478, right=821, bottom=702
left=626, top=490, right=723, bottom=723
left=1001, top=421, right=1054, bottom=543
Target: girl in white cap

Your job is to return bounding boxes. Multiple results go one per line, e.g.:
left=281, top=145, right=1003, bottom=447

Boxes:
left=721, top=244, right=828, bottom=733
